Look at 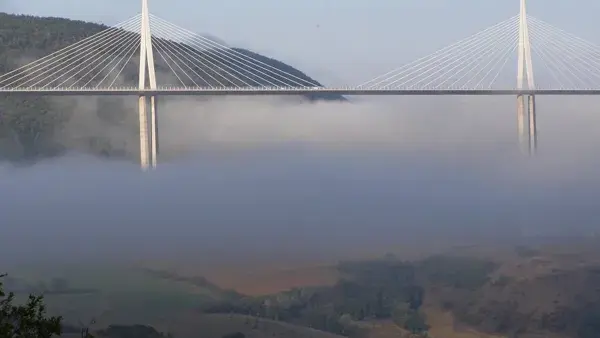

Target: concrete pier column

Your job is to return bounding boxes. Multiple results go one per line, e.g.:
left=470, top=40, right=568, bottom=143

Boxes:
left=150, top=95, right=158, bottom=168
left=528, top=95, right=537, bottom=154
left=138, top=95, right=150, bottom=170
left=517, top=94, right=527, bottom=154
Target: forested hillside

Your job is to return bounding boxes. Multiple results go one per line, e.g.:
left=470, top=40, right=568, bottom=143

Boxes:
left=193, top=251, right=600, bottom=338
left=0, top=12, right=342, bottom=162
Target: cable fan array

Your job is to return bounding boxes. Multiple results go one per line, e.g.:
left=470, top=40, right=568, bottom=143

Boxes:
left=528, top=16, right=600, bottom=90
left=358, top=15, right=600, bottom=91
left=0, top=15, right=143, bottom=90
left=0, top=14, right=320, bottom=90
left=357, top=16, right=520, bottom=91
left=148, top=15, right=319, bottom=88
left=2, top=11, right=600, bottom=92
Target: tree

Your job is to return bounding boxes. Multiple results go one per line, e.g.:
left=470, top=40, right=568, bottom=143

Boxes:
left=404, top=310, right=429, bottom=334
left=0, top=273, right=63, bottom=338
left=392, top=302, right=429, bottom=334
left=222, top=333, right=245, bottom=338
left=96, top=325, right=169, bottom=337
left=392, top=302, right=411, bottom=328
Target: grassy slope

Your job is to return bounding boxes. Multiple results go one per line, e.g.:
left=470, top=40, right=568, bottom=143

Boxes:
left=161, top=313, right=345, bottom=338
left=61, top=314, right=346, bottom=338
left=10, top=263, right=219, bottom=326
left=139, top=263, right=340, bottom=296
left=15, top=241, right=600, bottom=338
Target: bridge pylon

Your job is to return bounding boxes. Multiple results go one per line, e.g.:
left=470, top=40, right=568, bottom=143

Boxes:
left=517, top=0, right=536, bottom=155
left=138, top=0, right=158, bottom=170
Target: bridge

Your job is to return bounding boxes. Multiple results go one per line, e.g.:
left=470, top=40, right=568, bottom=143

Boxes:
left=4, top=88, right=600, bottom=96
left=1, top=0, right=599, bottom=169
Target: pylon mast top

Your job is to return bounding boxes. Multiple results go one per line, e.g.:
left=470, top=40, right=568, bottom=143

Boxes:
left=517, top=0, right=535, bottom=89
left=139, top=0, right=157, bottom=90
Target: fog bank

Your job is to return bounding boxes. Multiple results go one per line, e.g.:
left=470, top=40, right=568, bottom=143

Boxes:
left=2, top=95, right=600, bottom=268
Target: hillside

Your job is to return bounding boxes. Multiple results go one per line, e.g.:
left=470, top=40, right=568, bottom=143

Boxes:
left=62, top=314, right=345, bottom=338
left=189, top=242, right=600, bottom=338
left=161, top=313, right=346, bottom=338
left=9, top=240, right=600, bottom=338
left=0, top=12, right=343, bottom=162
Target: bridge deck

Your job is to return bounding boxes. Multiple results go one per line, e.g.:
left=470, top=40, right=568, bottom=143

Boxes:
left=0, top=88, right=600, bottom=96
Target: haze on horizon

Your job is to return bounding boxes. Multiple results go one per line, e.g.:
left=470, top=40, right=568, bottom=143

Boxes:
left=2, top=1, right=600, bottom=270
left=2, top=95, right=600, bottom=268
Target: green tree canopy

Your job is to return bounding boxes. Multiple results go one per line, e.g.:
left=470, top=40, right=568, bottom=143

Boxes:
left=0, top=273, right=63, bottom=338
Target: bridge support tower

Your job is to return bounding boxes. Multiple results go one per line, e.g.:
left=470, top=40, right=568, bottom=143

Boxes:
left=138, top=0, right=159, bottom=170
left=517, top=0, right=536, bottom=155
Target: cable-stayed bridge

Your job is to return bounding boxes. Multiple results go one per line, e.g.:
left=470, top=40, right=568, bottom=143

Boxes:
left=1, top=0, right=599, bottom=169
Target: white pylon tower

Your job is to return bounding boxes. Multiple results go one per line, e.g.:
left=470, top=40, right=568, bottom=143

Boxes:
left=516, top=0, right=536, bottom=155
left=138, top=0, right=159, bottom=170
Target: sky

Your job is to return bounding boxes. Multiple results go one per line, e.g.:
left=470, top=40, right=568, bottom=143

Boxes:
left=2, top=0, right=600, bottom=84
left=2, top=1, right=600, bottom=270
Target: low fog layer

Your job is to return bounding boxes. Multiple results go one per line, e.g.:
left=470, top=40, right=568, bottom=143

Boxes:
left=1, top=95, right=599, bottom=268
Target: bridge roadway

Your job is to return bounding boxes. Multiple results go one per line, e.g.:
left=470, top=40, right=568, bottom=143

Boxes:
left=0, top=87, right=600, bottom=96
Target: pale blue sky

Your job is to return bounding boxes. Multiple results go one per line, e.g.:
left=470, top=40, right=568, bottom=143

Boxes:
left=2, top=0, right=600, bottom=84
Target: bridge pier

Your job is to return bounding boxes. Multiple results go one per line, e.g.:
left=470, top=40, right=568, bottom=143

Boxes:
left=516, top=94, right=537, bottom=155
left=517, top=94, right=527, bottom=154
left=528, top=94, right=537, bottom=154
left=150, top=95, right=158, bottom=168
left=138, top=95, right=159, bottom=170
left=138, top=95, right=150, bottom=170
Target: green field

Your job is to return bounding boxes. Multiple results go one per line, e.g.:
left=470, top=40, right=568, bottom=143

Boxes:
left=7, top=262, right=218, bottom=328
